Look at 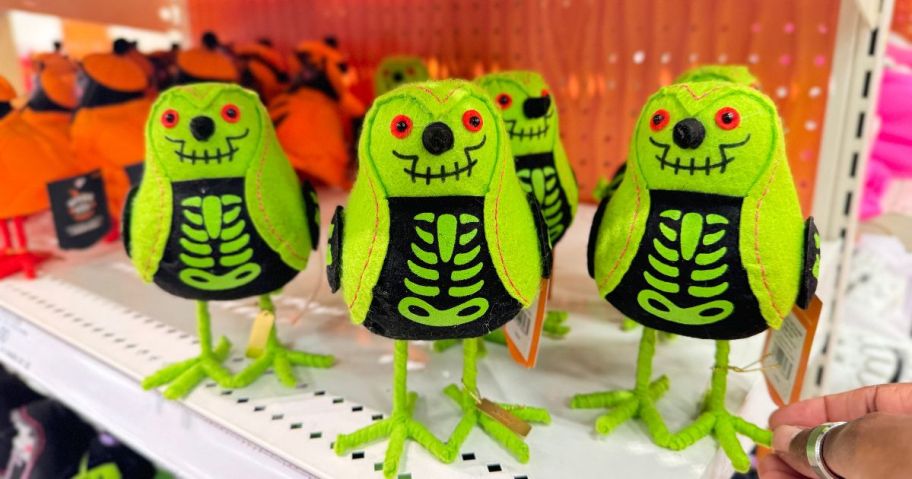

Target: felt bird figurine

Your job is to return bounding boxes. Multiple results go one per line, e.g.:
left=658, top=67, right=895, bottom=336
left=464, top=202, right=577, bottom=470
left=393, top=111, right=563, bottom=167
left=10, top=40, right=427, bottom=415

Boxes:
left=70, top=39, right=154, bottom=221
left=235, top=39, right=290, bottom=104
left=575, top=80, right=820, bottom=472
left=374, top=56, right=430, bottom=96
left=124, top=83, right=333, bottom=399
left=328, top=79, right=552, bottom=477
left=674, top=64, right=759, bottom=86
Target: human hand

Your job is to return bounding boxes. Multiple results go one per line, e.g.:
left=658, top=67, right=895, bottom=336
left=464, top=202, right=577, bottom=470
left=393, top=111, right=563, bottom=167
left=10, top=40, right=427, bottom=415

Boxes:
left=758, top=383, right=912, bottom=478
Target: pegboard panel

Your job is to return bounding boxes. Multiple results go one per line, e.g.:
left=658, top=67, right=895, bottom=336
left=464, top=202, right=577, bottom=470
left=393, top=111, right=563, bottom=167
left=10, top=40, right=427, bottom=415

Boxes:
left=187, top=0, right=840, bottom=211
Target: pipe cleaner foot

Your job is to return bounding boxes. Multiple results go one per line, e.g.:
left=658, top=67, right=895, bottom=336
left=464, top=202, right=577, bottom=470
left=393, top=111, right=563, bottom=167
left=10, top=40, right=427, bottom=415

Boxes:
left=141, top=337, right=232, bottom=400
left=543, top=310, right=571, bottom=339
left=443, top=384, right=551, bottom=463
left=232, top=337, right=334, bottom=389
left=654, top=405, right=771, bottom=473
left=570, top=375, right=669, bottom=435
left=334, top=392, right=454, bottom=478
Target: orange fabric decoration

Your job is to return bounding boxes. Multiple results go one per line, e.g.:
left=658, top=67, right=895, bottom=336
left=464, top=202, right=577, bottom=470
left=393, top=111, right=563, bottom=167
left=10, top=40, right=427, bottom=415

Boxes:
left=0, top=111, right=78, bottom=219
left=81, top=51, right=148, bottom=93
left=291, top=40, right=365, bottom=118
left=176, top=33, right=239, bottom=83
left=235, top=41, right=289, bottom=103
left=269, top=88, right=350, bottom=188
left=0, top=77, right=14, bottom=102
left=70, top=98, right=153, bottom=218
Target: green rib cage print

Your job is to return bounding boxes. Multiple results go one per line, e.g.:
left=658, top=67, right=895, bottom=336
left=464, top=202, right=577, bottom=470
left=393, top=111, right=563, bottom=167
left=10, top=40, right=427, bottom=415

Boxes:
left=517, top=166, right=565, bottom=240
left=637, top=209, right=734, bottom=325
left=177, top=194, right=261, bottom=291
left=397, top=212, right=490, bottom=327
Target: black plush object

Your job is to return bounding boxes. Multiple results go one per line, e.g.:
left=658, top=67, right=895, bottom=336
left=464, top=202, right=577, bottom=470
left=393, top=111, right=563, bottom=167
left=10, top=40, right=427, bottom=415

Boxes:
left=63, top=434, right=156, bottom=479
left=25, top=88, right=68, bottom=113
left=605, top=189, right=766, bottom=340
left=363, top=196, right=523, bottom=340
left=327, top=206, right=344, bottom=293
left=0, top=103, right=11, bottom=120
left=151, top=178, right=298, bottom=301
left=796, top=218, right=820, bottom=309
left=0, top=370, right=43, bottom=477
left=4, top=399, right=95, bottom=479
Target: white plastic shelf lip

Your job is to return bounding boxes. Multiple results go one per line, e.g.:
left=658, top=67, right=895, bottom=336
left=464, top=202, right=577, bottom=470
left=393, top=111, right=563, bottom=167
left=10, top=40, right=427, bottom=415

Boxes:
left=0, top=294, right=314, bottom=479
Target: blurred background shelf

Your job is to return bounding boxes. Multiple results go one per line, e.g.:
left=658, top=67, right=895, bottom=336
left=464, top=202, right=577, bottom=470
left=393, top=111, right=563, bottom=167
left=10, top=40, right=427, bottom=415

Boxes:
left=0, top=199, right=776, bottom=479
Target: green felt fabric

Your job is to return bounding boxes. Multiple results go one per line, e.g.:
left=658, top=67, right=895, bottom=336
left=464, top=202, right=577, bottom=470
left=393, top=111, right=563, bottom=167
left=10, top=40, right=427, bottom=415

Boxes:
left=374, top=56, right=430, bottom=96
left=339, top=79, right=543, bottom=325
left=674, top=65, right=758, bottom=87
left=592, top=81, right=805, bottom=332
left=128, top=83, right=312, bottom=282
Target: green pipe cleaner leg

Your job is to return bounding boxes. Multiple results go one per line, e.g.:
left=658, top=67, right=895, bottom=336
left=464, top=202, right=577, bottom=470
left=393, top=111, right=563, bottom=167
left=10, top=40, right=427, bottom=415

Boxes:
left=570, top=327, right=671, bottom=436
left=232, top=294, right=334, bottom=388
left=434, top=311, right=570, bottom=353
left=141, top=301, right=233, bottom=400
left=445, top=337, right=551, bottom=464
left=335, top=340, right=453, bottom=479
left=652, top=340, right=772, bottom=474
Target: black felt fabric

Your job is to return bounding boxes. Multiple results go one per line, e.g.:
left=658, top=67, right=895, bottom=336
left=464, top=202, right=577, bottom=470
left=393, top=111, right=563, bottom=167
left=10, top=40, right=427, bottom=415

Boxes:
left=363, top=196, right=522, bottom=340
left=605, top=189, right=767, bottom=340
left=796, top=217, right=819, bottom=310
left=26, top=87, right=68, bottom=113
left=4, top=400, right=94, bottom=479
left=515, top=151, right=573, bottom=244
left=122, top=186, right=138, bottom=258
left=301, top=181, right=320, bottom=251
left=0, top=102, right=11, bottom=120
left=588, top=195, right=610, bottom=279
left=153, top=178, right=298, bottom=301
left=527, top=193, right=553, bottom=278
left=327, top=205, right=343, bottom=293
left=78, top=74, right=143, bottom=109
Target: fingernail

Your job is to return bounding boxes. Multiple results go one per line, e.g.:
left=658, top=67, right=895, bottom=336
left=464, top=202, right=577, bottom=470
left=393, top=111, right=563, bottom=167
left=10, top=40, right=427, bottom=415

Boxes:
left=772, top=425, right=802, bottom=453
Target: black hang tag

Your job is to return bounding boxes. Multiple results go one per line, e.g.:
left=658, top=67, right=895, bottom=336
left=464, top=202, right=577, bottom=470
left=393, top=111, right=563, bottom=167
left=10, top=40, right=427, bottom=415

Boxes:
left=125, top=162, right=145, bottom=187
left=46, top=170, right=112, bottom=250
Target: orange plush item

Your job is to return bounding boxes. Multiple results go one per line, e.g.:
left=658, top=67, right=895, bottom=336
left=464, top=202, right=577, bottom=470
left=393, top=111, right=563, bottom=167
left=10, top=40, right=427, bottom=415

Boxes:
left=175, top=32, right=238, bottom=84
left=236, top=39, right=289, bottom=103
left=269, top=88, right=350, bottom=187
left=290, top=38, right=365, bottom=119
left=71, top=40, right=152, bottom=220
left=0, top=77, right=77, bottom=278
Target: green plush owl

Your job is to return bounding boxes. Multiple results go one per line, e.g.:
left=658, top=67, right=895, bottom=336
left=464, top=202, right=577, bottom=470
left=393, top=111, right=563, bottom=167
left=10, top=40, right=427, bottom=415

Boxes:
left=674, top=64, right=759, bottom=86
left=124, top=83, right=333, bottom=400
left=573, top=81, right=819, bottom=472
left=476, top=71, right=578, bottom=244
left=374, top=56, right=430, bottom=96
left=327, top=79, right=552, bottom=477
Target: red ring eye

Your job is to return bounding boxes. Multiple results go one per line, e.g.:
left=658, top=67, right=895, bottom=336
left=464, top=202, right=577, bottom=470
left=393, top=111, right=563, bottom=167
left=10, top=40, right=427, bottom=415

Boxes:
left=221, top=104, right=240, bottom=123
left=541, top=89, right=549, bottom=97
left=649, top=109, right=670, bottom=131
left=161, top=109, right=179, bottom=128
left=715, top=107, right=740, bottom=130
left=495, top=93, right=512, bottom=109
left=462, top=110, right=483, bottom=132
left=390, top=114, right=412, bottom=138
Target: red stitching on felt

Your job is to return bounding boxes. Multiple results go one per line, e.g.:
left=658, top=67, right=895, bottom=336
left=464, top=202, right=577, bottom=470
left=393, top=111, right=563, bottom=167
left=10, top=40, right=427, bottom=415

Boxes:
left=255, top=139, right=307, bottom=262
left=753, top=161, right=786, bottom=317
left=599, top=174, right=641, bottom=290
left=412, top=85, right=460, bottom=104
left=348, top=175, right=380, bottom=309
left=678, top=84, right=723, bottom=101
left=494, top=154, right=529, bottom=304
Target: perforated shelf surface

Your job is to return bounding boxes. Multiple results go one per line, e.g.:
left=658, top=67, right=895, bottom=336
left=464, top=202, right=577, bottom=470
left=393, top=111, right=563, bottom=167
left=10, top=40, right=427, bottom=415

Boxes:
left=0, top=198, right=774, bottom=479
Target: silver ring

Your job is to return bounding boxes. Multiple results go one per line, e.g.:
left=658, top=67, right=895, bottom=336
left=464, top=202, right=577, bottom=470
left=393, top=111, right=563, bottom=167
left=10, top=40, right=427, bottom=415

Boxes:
left=806, top=421, right=847, bottom=479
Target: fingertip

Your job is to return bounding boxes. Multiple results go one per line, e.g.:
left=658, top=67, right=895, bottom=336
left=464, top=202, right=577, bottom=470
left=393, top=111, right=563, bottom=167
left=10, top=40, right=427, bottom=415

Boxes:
left=772, top=425, right=802, bottom=454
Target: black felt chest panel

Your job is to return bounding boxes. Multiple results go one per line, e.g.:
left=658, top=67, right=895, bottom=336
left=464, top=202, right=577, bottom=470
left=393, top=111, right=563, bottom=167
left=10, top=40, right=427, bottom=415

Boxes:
left=364, top=196, right=522, bottom=340
left=154, top=177, right=298, bottom=300
left=515, top=151, right=573, bottom=244
left=606, top=189, right=766, bottom=340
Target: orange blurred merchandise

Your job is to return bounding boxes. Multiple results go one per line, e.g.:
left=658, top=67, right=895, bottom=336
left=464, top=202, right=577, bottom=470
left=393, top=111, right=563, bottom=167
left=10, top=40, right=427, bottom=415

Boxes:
left=269, top=88, right=350, bottom=188
left=71, top=40, right=153, bottom=219
left=175, top=32, right=239, bottom=84
left=235, top=39, right=290, bottom=103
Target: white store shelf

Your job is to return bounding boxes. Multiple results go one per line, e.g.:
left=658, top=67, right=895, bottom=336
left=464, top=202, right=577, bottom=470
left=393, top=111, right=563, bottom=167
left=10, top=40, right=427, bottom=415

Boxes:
left=0, top=199, right=774, bottom=479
